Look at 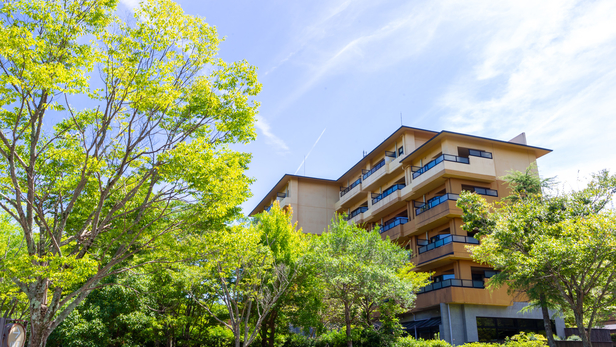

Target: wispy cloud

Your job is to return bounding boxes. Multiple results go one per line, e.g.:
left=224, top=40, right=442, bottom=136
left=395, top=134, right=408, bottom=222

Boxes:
left=436, top=0, right=616, bottom=185
left=270, top=0, right=443, bottom=116
left=255, top=115, right=290, bottom=154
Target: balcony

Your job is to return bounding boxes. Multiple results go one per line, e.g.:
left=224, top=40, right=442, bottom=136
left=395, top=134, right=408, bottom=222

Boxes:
left=336, top=178, right=364, bottom=210
left=414, top=196, right=462, bottom=232
left=370, top=184, right=406, bottom=218
left=418, top=234, right=478, bottom=254
left=372, top=184, right=405, bottom=205
left=413, top=280, right=512, bottom=310
left=418, top=278, right=484, bottom=294
left=409, top=151, right=496, bottom=196
left=413, top=236, right=478, bottom=269
left=361, top=159, right=387, bottom=191
left=380, top=216, right=408, bottom=233
left=379, top=216, right=408, bottom=240
left=346, top=206, right=368, bottom=224
left=415, top=193, right=459, bottom=216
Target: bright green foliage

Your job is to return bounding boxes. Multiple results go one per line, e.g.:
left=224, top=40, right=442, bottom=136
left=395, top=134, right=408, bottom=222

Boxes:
left=457, top=169, right=616, bottom=347
left=0, top=0, right=260, bottom=345
left=189, top=202, right=305, bottom=347
left=251, top=203, right=320, bottom=347
left=311, top=215, right=431, bottom=347
left=0, top=214, right=28, bottom=316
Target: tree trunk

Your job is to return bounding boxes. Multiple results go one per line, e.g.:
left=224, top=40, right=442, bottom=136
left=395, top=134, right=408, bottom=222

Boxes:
left=540, top=295, right=556, bottom=347
left=27, top=282, right=52, bottom=347
left=267, top=310, right=278, bottom=347
left=260, top=318, right=268, bottom=347
left=574, top=309, right=592, bottom=347
left=235, top=324, right=241, bottom=347
left=344, top=301, right=353, bottom=347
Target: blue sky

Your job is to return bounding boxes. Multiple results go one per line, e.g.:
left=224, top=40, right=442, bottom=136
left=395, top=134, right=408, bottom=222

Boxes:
left=120, top=0, right=616, bottom=213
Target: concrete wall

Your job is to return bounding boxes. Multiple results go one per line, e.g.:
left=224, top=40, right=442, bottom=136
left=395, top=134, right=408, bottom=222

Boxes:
left=296, top=179, right=338, bottom=234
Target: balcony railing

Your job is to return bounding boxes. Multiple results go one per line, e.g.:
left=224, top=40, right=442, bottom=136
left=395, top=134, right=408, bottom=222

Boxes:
left=469, top=149, right=493, bottom=159
left=346, top=206, right=369, bottom=221
left=417, top=234, right=479, bottom=254
left=412, top=154, right=470, bottom=179
left=415, top=193, right=459, bottom=215
left=362, top=159, right=386, bottom=180
left=417, top=278, right=485, bottom=294
left=379, top=216, right=408, bottom=233
left=340, top=178, right=362, bottom=197
left=471, top=187, right=497, bottom=197
left=385, top=151, right=397, bottom=158
left=372, top=184, right=406, bottom=204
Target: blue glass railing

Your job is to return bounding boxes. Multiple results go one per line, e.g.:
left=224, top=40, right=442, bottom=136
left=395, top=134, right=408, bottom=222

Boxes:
left=417, top=279, right=484, bottom=294
left=415, top=193, right=459, bottom=215
left=346, top=206, right=369, bottom=220
left=362, top=160, right=385, bottom=180
left=379, top=216, right=408, bottom=233
left=471, top=187, right=497, bottom=197
left=372, top=184, right=406, bottom=205
left=417, top=234, right=479, bottom=254
left=340, top=178, right=362, bottom=197
left=412, top=155, right=469, bottom=179
left=469, top=149, right=493, bottom=159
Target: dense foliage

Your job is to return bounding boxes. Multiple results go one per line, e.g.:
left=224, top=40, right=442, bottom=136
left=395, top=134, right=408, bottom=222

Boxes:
left=0, top=0, right=260, bottom=345
left=457, top=168, right=616, bottom=347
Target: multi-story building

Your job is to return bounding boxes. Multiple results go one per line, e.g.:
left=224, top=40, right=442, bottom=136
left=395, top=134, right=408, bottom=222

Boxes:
left=249, top=126, right=565, bottom=345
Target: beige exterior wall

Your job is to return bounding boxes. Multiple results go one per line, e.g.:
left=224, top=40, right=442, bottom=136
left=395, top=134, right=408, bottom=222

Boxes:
left=250, top=127, right=550, bottom=312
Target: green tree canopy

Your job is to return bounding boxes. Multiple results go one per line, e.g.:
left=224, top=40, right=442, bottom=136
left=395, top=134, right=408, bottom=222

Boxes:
left=458, top=169, right=616, bottom=347
left=311, top=215, right=430, bottom=347
left=0, top=0, right=260, bottom=345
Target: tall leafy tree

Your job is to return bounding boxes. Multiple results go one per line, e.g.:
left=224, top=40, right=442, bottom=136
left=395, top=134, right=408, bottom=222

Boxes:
left=251, top=204, right=311, bottom=347
left=458, top=169, right=616, bottom=347
left=0, top=0, right=260, bottom=345
left=311, top=215, right=430, bottom=347
left=189, top=202, right=304, bottom=347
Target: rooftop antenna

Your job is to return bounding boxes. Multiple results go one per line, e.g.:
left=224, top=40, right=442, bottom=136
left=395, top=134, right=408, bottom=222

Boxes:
left=304, top=155, right=306, bottom=175
left=400, top=112, right=403, bottom=126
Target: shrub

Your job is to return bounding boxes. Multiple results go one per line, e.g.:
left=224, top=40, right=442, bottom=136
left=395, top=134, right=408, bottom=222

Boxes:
left=567, top=335, right=582, bottom=341
left=393, top=336, right=452, bottom=347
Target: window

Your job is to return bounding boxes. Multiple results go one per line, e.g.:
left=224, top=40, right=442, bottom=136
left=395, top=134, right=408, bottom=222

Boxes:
left=476, top=317, right=555, bottom=342
left=434, top=274, right=455, bottom=282
left=398, top=146, right=404, bottom=156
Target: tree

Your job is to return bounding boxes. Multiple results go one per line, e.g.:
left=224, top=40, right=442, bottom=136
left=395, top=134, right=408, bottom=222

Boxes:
left=458, top=164, right=560, bottom=347
left=311, top=215, right=430, bottom=347
left=190, top=202, right=304, bottom=347
left=458, top=169, right=616, bottom=347
left=250, top=204, right=313, bottom=347
left=0, top=0, right=260, bottom=345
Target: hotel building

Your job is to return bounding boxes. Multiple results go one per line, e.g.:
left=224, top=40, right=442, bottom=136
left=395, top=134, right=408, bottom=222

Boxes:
left=249, top=126, right=565, bottom=345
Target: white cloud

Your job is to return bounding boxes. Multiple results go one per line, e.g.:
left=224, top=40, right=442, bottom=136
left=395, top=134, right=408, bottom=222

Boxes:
left=255, top=115, right=290, bottom=154
left=269, top=0, right=443, bottom=115
left=435, top=0, right=616, bottom=186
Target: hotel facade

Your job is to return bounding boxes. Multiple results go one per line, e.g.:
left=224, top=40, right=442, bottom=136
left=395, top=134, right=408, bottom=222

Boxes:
left=249, top=126, right=565, bottom=345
